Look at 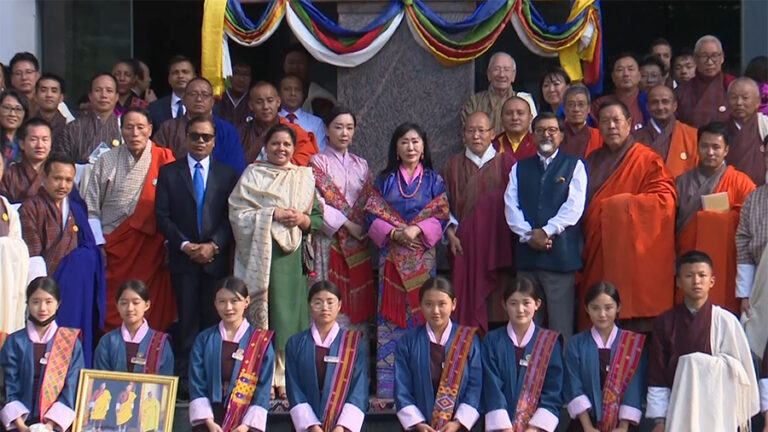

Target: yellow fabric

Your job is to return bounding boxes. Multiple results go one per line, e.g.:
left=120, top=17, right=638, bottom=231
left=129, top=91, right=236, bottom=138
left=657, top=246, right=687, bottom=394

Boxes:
left=141, top=397, right=161, bottom=432
left=504, top=133, right=524, bottom=153
left=567, top=0, right=596, bottom=21
left=201, top=0, right=227, bottom=96
left=116, top=391, right=137, bottom=425
left=90, top=390, right=111, bottom=421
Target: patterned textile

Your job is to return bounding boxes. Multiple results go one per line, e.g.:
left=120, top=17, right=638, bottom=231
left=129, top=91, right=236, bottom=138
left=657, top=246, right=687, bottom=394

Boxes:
left=675, top=72, right=731, bottom=128
left=461, top=86, right=537, bottom=135
left=376, top=315, right=407, bottom=399
left=38, top=327, right=80, bottom=422
left=430, top=325, right=477, bottom=429
left=736, top=185, right=768, bottom=265
left=599, top=331, right=645, bottom=432
left=56, top=113, right=121, bottom=163
left=19, top=189, right=78, bottom=275
left=321, top=330, right=362, bottom=431
left=512, top=329, right=559, bottom=431
left=0, top=158, right=43, bottom=203
left=144, top=331, right=170, bottom=374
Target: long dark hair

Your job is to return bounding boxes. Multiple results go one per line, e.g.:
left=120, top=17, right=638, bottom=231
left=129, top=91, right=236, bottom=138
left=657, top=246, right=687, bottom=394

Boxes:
left=380, top=122, right=433, bottom=177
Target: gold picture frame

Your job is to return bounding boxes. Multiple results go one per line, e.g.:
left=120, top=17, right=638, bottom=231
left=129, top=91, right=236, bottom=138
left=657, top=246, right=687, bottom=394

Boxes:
left=72, top=369, right=178, bottom=432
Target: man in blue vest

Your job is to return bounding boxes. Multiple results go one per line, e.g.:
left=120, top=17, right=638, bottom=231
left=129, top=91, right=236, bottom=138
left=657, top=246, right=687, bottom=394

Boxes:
left=503, top=111, right=587, bottom=341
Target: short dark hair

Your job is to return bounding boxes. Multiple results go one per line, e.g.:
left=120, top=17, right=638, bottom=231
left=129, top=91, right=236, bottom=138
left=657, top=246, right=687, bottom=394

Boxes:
left=232, top=60, right=252, bottom=72
left=308, top=280, right=341, bottom=302
left=26, top=276, right=60, bottom=303
left=264, top=124, right=296, bottom=145
left=43, top=152, right=75, bottom=175
left=18, top=117, right=51, bottom=141
left=121, top=106, right=152, bottom=125
left=90, top=72, right=118, bottom=91
left=0, top=89, right=29, bottom=121
left=640, top=54, right=666, bottom=74
left=563, top=83, right=591, bottom=105
left=597, top=99, right=631, bottom=121
left=323, top=105, right=357, bottom=127
left=10, top=52, right=39, bottom=72
left=745, top=56, right=768, bottom=83
left=418, top=276, right=455, bottom=302
left=283, top=44, right=309, bottom=62
left=131, top=58, right=148, bottom=80
left=677, top=250, right=713, bottom=273
left=584, top=281, right=621, bottom=306
left=185, top=77, right=213, bottom=92
left=116, top=279, right=150, bottom=302
left=672, top=47, right=695, bottom=65
left=279, top=74, right=304, bottom=88
left=697, top=121, right=730, bottom=146
left=532, top=112, right=564, bottom=131
left=168, top=55, right=196, bottom=74
left=650, top=37, right=672, bottom=50
left=185, top=116, right=216, bottom=134
left=215, top=276, right=249, bottom=299
left=538, top=66, right=571, bottom=108
left=113, top=59, right=137, bottom=75
left=612, top=52, right=639, bottom=71
left=503, top=276, right=541, bottom=302
left=35, top=73, right=66, bottom=94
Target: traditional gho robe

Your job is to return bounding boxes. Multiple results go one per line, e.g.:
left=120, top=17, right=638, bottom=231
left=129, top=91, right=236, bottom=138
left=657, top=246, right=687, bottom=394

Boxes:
left=237, top=117, right=319, bottom=166
left=215, top=90, right=251, bottom=131
left=675, top=164, right=755, bottom=313
left=491, top=131, right=536, bottom=160
left=309, top=147, right=374, bottom=327
left=727, top=115, right=767, bottom=186
left=739, top=186, right=768, bottom=360
left=634, top=118, right=699, bottom=178
left=561, top=124, right=602, bottom=159
left=286, top=323, right=368, bottom=432
left=460, top=86, right=538, bottom=135
left=563, top=326, right=646, bottom=431
left=364, top=164, right=449, bottom=398
left=441, top=147, right=515, bottom=332
left=89, top=388, right=111, bottom=421
left=393, top=321, right=481, bottom=431
left=647, top=301, right=759, bottom=431
left=580, top=140, right=677, bottom=329
left=0, top=322, right=83, bottom=431
left=47, top=111, right=68, bottom=144
left=85, top=142, right=176, bottom=332
left=140, top=396, right=161, bottom=432
left=55, top=112, right=121, bottom=163
left=0, top=158, right=43, bottom=203
left=675, top=72, right=735, bottom=128
left=114, top=92, right=149, bottom=118
left=19, top=189, right=77, bottom=277
left=153, top=114, right=246, bottom=174
left=189, top=321, right=274, bottom=432
left=93, top=319, right=174, bottom=375
left=0, top=196, right=29, bottom=345
left=482, top=323, right=563, bottom=432
left=115, top=389, right=137, bottom=426
left=590, top=90, right=648, bottom=131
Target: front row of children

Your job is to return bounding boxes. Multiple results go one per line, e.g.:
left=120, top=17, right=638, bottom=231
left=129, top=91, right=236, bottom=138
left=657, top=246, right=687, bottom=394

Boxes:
left=0, top=250, right=762, bottom=432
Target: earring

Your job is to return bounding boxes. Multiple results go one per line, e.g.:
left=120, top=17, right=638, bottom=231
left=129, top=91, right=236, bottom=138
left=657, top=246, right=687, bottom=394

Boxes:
left=420, top=154, right=424, bottom=160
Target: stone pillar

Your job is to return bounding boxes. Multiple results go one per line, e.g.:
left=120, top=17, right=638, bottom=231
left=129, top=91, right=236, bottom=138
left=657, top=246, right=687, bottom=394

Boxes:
left=337, top=1, right=476, bottom=174
left=741, top=0, right=768, bottom=72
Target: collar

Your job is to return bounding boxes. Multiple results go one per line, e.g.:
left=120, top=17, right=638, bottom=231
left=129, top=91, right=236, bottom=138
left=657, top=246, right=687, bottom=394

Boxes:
left=279, top=107, right=304, bottom=117
left=324, top=145, right=349, bottom=163
left=487, top=85, right=515, bottom=100
left=399, top=163, right=423, bottom=185
left=27, top=321, right=58, bottom=344
left=683, top=299, right=705, bottom=315
left=506, top=321, right=535, bottom=348
left=187, top=154, right=211, bottom=171
left=311, top=322, right=340, bottom=348
left=426, top=320, right=453, bottom=346
left=505, top=132, right=526, bottom=145
left=650, top=118, right=663, bottom=134
left=121, top=320, right=149, bottom=344
left=171, top=92, right=183, bottom=106
left=537, top=148, right=560, bottom=165
left=225, top=89, right=247, bottom=107
left=590, top=325, right=618, bottom=349
left=218, top=320, right=249, bottom=343
left=464, top=145, right=496, bottom=169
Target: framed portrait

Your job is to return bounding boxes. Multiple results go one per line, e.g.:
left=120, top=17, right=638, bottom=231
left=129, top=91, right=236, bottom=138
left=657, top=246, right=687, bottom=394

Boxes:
left=72, top=369, right=178, bottom=432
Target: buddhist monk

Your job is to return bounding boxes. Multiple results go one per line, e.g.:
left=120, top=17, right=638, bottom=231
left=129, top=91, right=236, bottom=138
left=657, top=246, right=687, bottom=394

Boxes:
left=560, top=84, right=601, bottom=159
left=580, top=99, right=676, bottom=332
left=491, top=96, right=536, bottom=159
left=634, top=85, right=699, bottom=178
left=675, top=121, right=755, bottom=313
left=0, top=118, right=51, bottom=203
left=725, top=77, right=768, bottom=185
left=590, top=53, right=648, bottom=131
left=675, top=35, right=736, bottom=127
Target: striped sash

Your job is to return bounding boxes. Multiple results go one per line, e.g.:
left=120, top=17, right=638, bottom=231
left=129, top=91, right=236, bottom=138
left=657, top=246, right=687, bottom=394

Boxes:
left=221, top=328, right=273, bottom=432
left=599, top=330, right=645, bottom=432
left=142, top=331, right=170, bottom=374
left=38, top=327, right=80, bottom=422
left=512, top=329, right=559, bottom=432
left=430, top=326, right=477, bottom=430
left=321, top=330, right=362, bottom=431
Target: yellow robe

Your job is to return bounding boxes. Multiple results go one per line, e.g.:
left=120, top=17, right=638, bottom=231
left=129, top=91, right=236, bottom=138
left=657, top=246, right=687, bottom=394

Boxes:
left=90, top=390, right=111, bottom=421
left=141, top=397, right=161, bottom=432
left=116, top=391, right=137, bottom=425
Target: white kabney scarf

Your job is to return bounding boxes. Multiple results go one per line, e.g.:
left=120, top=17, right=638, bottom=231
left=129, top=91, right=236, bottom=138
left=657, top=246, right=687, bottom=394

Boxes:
left=0, top=195, right=29, bottom=337
left=742, top=243, right=768, bottom=361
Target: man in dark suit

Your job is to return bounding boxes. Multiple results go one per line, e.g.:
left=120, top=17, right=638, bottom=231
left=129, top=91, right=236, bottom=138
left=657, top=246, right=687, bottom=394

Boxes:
left=155, top=115, right=238, bottom=396
left=148, top=55, right=196, bottom=128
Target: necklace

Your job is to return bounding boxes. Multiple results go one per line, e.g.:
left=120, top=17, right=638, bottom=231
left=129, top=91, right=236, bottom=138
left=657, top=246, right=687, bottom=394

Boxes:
left=397, top=167, right=423, bottom=198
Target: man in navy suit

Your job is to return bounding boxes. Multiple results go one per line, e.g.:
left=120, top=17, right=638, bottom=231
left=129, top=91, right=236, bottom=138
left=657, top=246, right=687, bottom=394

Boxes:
left=154, top=116, right=238, bottom=396
left=148, top=55, right=196, bottom=128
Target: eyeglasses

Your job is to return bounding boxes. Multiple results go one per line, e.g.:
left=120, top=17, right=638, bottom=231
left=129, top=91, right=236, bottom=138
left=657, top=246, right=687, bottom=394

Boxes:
left=12, top=69, right=36, bottom=77
left=187, top=132, right=214, bottom=142
left=565, top=101, right=588, bottom=109
left=533, top=127, right=560, bottom=136
left=310, top=299, right=338, bottom=311
left=0, top=105, right=24, bottom=115
left=465, top=128, right=490, bottom=136
left=186, top=92, right=212, bottom=100
left=696, top=52, right=723, bottom=63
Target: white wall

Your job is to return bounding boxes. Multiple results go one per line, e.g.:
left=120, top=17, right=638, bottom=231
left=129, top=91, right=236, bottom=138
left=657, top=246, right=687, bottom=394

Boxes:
left=0, top=0, right=39, bottom=65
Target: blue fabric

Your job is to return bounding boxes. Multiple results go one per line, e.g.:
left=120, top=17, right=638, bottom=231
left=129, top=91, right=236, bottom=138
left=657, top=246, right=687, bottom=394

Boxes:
left=365, top=168, right=447, bottom=230
left=563, top=329, right=646, bottom=421
left=285, top=329, right=368, bottom=421
left=481, top=325, right=563, bottom=420
left=176, top=100, right=185, bottom=118
left=193, top=162, right=205, bottom=233
left=638, top=90, right=651, bottom=125
left=189, top=324, right=274, bottom=410
left=412, top=0, right=506, bottom=34
left=53, top=186, right=105, bottom=368
left=212, top=116, right=246, bottom=175
left=587, top=0, right=604, bottom=95
left=93, top=328, right=175, bottom=376
left=527, top=0, right=587, bottom=36
left=393, top=323, right=482, bottom=423
left=227, top=0, right=280, bottom=32
left=0, top=327, right=84, bottom=422
left=297, top=0, right=403, bottom=37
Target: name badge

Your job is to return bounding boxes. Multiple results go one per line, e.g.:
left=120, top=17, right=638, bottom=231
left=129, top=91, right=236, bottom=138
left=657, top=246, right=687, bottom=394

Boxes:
left=519, top=354, right=531, bottom=368
left=40, top=352, right=50, bottom=365
left=131, top=353, right=147, bottom=366
left=324, top=355, right=340, bottom=364
left=232, top=349, right=245, bottom=361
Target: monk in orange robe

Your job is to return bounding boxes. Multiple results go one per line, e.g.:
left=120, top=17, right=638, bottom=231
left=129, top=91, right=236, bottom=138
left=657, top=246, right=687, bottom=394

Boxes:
left=634, top=85, right=699, bottom=178
left=675, top=122, right=756, bottom=313
left=491, top=96, right=537, bottom=159
left=561, top=84, right=602, bottom=159
left=580, top=100, right=677, bottom=331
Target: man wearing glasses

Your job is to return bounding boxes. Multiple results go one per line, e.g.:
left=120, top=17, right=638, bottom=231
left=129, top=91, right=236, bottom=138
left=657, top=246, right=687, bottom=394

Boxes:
left=154, top=77, right=246, bottom=174
left=504, top=112, right=586, bottom=341
left=675, top=34, right=737, bottom=127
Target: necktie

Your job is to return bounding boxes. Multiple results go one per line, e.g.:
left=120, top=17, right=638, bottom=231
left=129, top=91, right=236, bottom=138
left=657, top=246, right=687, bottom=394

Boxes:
left=286, top=112, right=297, bottom=123
left=193, top=162, right=204, bottom=233
left=176, top=100, right=185, bottom=118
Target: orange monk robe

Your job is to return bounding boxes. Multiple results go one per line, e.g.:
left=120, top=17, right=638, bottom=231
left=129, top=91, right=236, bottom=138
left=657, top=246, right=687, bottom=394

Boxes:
left=580, top=143, right=677, bottom=329
left=634, top=119, right=699, bottom=178
left=675, top=165, right=755, bottom=313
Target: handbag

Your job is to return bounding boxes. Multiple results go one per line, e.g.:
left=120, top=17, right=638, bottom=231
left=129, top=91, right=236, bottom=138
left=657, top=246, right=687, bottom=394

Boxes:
left=302, top=233, right=315, bottom=275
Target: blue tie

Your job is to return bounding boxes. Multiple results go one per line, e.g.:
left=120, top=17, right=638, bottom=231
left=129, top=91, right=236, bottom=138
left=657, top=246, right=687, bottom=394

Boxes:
left=193, top=162, right=204, bottom=233
left=176, top=100, right=184, bottom=118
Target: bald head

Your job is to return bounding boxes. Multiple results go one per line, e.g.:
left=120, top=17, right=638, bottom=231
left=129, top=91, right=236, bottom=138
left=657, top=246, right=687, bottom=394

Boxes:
left=487, top=52, right=517, bottom=94
left=646, top=85, right=677, bottom=124
left=727, top=77, right=761, bottom=123
left=248, top=81, right=281, bottom=125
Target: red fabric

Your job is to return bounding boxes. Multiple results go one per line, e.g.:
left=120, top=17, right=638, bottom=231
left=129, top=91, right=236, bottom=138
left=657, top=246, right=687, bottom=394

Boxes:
left=674, top=72, right=731, bottom=128
left=590, top=90, right=644, bottom=129
left=492, top=132, right=536, bottom=160
left=103, top=146, right=176, bottom=331
left=561, top=125, right=602, bottom=159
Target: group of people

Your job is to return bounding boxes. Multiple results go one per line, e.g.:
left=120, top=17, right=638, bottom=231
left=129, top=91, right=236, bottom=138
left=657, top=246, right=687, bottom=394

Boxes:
left=0, top=32, right=768, bottom=432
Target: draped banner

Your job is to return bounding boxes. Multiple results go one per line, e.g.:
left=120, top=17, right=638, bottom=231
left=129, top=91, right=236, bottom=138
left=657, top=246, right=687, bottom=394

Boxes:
left=202, top=0, right=603, bottom=95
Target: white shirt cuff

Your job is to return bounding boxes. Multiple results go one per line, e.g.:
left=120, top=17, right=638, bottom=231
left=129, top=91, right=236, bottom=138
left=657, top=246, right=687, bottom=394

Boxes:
left=619, top=404, right=643, bottom=424
left=289, top=403, right=321, bottom=431
left=88, top=217, right=106, bottom=245
left=567, top=395, right=592, bottom=418
left=454, top=403, right=480, bottom=430
left=645, top=386, right=670, bottom=419
left=541, top=223, right=559, bottom=238
left=188, top=397, right=214, bottom=426
left=396, top=404, right=426, bottom=430
left=736, top=263, right=756, bottom=298
left=336, top=403, right=365, bottom=432
left=529, top=407, right=559, bottom=432
left=484, top=409, right=512, bottom=430
left=760, top=378, right=768, bottom=412
left=1, top=401, right=29, bottom=430
left=242, top=405, right=268, bottom=432
left=44, top=401, right=76, bottom=431
left=27, top=256, right=47, bottom=284
left=180, top=240, right=189, bottom=251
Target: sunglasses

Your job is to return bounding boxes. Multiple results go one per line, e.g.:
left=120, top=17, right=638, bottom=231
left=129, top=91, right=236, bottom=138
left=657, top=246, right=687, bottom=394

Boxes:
left=187, top=132, right=214, bottom=142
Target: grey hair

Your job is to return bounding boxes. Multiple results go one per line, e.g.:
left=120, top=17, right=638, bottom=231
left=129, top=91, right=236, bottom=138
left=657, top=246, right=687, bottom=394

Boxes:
left=562, top=83, right=591, bottom=105
left=694, top=35, right=723, bottom=54
left=727, top=77, right=760, bottom=97
left=487, top=52, right=517, bottom=71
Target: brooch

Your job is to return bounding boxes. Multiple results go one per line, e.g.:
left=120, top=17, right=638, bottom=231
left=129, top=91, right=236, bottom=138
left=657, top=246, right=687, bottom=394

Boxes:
left=1, top=213, right=7, bottom=222
left=718, top=105, right=726, bottom=113
left=680, top=152, right=688, bottom=160
left=73, top=225, right=79, bottom=233
left=112, top=139, right=120, bottom=147
left=556, top=177, right=566, bottom=183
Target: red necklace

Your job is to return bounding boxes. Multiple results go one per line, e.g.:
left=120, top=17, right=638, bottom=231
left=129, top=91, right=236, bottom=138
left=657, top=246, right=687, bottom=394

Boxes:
left=397, top=167, right=423, bottom=198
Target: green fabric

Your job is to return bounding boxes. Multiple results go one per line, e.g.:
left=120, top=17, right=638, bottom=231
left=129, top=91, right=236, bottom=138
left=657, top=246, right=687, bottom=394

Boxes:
left=268, top=196, right=323, bottom=349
